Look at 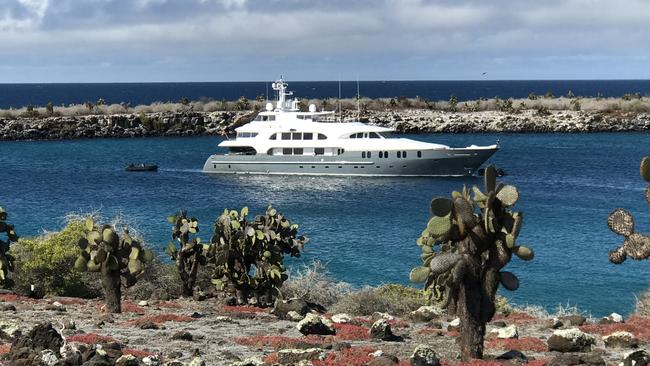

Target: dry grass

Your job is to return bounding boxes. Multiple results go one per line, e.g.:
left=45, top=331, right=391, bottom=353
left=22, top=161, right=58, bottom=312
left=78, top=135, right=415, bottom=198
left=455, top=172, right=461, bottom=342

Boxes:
left=281, top=260, right=351, bottom=307
left=634, top=287, right=650, bottom=317
left=2, top=95, right=650, bottom=120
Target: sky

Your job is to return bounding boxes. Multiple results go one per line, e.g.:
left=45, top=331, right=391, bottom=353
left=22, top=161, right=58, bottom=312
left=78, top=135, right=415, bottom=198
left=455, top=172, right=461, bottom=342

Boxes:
left=1, top=0, right=649, bottom=82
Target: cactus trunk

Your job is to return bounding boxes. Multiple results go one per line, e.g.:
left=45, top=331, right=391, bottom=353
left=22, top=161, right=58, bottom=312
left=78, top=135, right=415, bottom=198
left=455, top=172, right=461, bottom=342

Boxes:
left=102, top=271, right=122, bottom=313
left=457, top=261, right=488, bottom=362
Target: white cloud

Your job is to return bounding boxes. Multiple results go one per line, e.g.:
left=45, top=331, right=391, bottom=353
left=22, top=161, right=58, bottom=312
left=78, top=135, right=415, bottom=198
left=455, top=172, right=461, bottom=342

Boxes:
left=1, top=0, right=649, bottom=81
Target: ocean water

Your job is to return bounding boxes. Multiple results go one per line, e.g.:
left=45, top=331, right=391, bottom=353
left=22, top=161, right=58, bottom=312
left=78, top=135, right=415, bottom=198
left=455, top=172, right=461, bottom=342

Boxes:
left=2, top=133, right=650, bottom=316
left=1, top=80, right=650, bottom=109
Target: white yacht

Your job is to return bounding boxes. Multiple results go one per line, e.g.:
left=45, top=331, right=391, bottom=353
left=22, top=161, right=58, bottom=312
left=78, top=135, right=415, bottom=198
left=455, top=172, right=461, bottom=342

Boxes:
left=202, top=78, right=498, bottom=176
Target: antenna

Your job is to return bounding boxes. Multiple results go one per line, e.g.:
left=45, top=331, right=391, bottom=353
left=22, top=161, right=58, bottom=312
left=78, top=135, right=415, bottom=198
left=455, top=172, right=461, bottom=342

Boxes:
left=265, top=81, right=269, bottom=103
left=356, top=76, right=360, bottom=121
left=338, top=76, right=342, bottom=122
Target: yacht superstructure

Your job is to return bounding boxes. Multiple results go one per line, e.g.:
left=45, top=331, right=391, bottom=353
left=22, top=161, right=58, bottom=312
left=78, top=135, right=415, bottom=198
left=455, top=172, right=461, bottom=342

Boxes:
left=202, top=78, right=498, bottom=176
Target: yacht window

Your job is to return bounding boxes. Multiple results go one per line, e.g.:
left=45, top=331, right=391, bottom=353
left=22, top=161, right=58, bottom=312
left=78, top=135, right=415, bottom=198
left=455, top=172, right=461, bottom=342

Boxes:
left=369, top=132, right=380, bottom=139
left=379, top=151, right=383, bottom=158
left=251, top=133, right=258, bottom=137
left=282, top=148, right=292, bottom=155
left=269, top=133, right=277, bottom=140
left=384, top=151, right=388, bottom=158
left=363, top=133, right=369, bottom=138
left=349, top=134, right=356, bottom=139
left=292, top=132, right=302, bottom=140
left=267, top=149, right=274, bottom=155
left=397, top=151, right=402, bottom=158
left=281, top=132, right=291, bottom=140
left=368, top=151, right=372, bottom=158
left=315, top=148, right=324, bottom=155
left=293, top=148, right=303, bottom=155
left=303, top=132, right=313, bottom=140
left=417, top=151, right=422, bottom=158
left=362, top=152, right=366, bottom=158
left=403, top=151, right=407, bottom=158
left=318, top=133, right=327, bottom=140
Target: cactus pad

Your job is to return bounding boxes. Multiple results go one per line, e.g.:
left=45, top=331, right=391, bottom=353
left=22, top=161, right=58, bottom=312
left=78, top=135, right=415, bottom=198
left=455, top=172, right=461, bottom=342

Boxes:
left=499, top=271, right=519, bottom=291
left=431, top=197, right=453, bottom=217
left=496, top=185, right=519, bottom=207
left=608, top=246, right=627, bottom=264
left=429, top=252, right=462, bottom=276
left=484, top=165, right=497, bottom=193
left=409, top=266, right=432, bottom=283
left=513, top=245, right=534, bottom=261
left=427, top=214, right=452, bottom=237
left=607, top=209, right=634, bottom=237
left=641, top=157, right=650, bottom=182
left=623, top=233, right=650, bottom=260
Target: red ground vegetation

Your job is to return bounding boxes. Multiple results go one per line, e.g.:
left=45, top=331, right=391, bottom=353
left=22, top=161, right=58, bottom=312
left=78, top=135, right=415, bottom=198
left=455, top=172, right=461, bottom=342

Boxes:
left=579, top=316, right=650, bottom=342
left=417, top=327, right=445, bottom=336
left=333, top=323, right=370, bottom=340
left=263, top=352, right=279, bottom=364
left=120, top=300, right=146, bottom=314
left=447, top=330, right=460, bottom=337
left=220, top=305, right=269, bottom=314
left=120, top=348, right=152, bottom=358
left=234, top=335, right=326, bottom=349
left=485, top=337, right=548, bottom=352
left=68, top=333, right=115, bottom=344
left=128, top=313, right=194, bottom=326
left=0, top=343, right=11, bottom=355
left=50, top=297, right=87, bottom=306
left=156, top=301, right=182, bottom=309
left=492, top=312, right=539, bottom=325
left=312, top=346, right=377, bottom=366
left=0, top=293, right=36, bottom=303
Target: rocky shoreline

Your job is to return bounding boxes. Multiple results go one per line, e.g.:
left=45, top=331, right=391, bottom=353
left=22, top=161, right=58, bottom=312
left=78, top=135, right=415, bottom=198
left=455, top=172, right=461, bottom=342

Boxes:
left=1, top=109, right=650, bottom=141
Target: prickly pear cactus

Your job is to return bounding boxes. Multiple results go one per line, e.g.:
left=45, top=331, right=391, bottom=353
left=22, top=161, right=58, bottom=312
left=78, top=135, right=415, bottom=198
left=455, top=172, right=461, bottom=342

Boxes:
left=211, top=205, right=309, bottom=306
left=166, top=210, right=213, bottom=297
left=76, top=217, right=153, bottom=313
left=0, top=207, right=18, bottom=288
left=409, top=165, right=534, bottom=361
left=607, top=157, right=650, bottom=263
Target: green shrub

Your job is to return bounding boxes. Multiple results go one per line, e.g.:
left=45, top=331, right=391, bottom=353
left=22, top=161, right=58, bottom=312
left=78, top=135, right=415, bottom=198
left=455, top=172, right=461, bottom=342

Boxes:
left=330, top=284, right=429, bottom=316
left=10, top=220, right=100, bottom=298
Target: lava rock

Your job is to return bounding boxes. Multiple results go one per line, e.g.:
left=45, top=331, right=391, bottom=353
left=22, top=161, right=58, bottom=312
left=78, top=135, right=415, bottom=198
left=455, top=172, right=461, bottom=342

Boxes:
left=547, top=328, right=596, bottom=352
left=368, top=354, right=399, bottom=366
left=277, top=348, right=325, bottom=364
left=410, top=306, right=444, bottom=322
left=370, top=319, right=401, bottom=341
left=559, top=315, right=587, bottom=326
left=331, top=313, right=353, bottom=324
left=603, top=331, right=638, bottom=348
left=171, top=331, right=193, bottom=341
left=622, top=350, right=650, bottom=366
left=296, top=313, right=335, bottom=336
left=488, top=324, right=518, bottom=339
left=410, top=345, right=441, bottom=366
left=599, top=312, right=624, bottom=324
left=273, top=298, right=310, bottom=319
left=496, top=350, right=527, bottom=361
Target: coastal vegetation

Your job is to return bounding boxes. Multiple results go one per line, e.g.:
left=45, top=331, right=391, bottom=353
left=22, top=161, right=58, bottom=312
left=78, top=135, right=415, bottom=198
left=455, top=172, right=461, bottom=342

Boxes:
left=0, top=207, right=18, bottom=288
left=2, top=93, right=650, bottom=119
left=165, top=210, right=208, bottom=297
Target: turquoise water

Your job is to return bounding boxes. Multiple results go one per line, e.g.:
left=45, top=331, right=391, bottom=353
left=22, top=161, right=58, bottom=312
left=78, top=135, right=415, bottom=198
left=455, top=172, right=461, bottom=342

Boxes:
left=2, top=133, right=650, bottom=316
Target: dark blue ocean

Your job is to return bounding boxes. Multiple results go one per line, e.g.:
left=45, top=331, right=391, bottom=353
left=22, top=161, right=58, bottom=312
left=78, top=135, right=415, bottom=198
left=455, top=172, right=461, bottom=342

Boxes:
left=2, top=133, right=650, bottom=316
left=1, top=80, right=650, bottom=109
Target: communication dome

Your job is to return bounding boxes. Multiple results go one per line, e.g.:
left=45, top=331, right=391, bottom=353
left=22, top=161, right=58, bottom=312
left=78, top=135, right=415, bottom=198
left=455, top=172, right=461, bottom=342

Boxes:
left=309, top=104, right=317, bottom=112
left=265, top=102, right=273, bottom=111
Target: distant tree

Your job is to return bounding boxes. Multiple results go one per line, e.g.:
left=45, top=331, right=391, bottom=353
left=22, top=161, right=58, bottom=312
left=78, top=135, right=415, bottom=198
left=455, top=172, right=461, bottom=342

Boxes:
left=235, top=96, right=250, bottom=111
left=527, top=93, right=538, bottom=100
left=448, top=95, right=458, bottom=112
left=46, top=102, right=54, bottom=115
left=96, top=98, right=106, bottom=106
left=180, top=96, right=190, bottom=106
left=544, top=91, right=555, bottom=99
left=566, top=90, right=576, bottom=99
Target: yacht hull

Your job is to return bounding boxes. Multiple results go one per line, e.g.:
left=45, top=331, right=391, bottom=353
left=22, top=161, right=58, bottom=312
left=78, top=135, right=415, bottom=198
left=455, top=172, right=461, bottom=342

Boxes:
left=202, top=147, right=498, bottom=177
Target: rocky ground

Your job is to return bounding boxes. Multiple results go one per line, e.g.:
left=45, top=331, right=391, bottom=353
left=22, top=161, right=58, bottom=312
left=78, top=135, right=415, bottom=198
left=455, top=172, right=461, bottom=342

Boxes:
left=1, top=109, right=650, bottom=141
left=1, top=291, right=648, bottom=366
